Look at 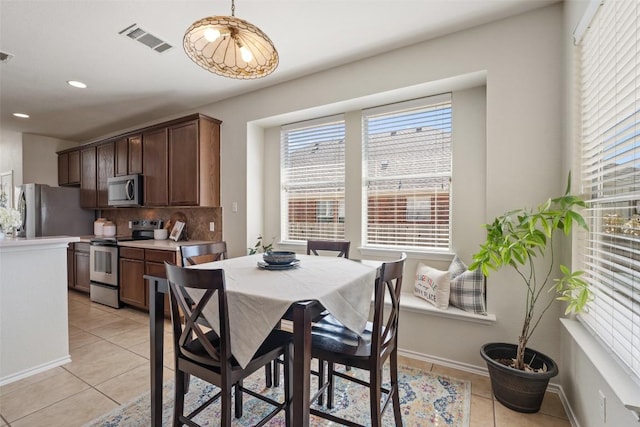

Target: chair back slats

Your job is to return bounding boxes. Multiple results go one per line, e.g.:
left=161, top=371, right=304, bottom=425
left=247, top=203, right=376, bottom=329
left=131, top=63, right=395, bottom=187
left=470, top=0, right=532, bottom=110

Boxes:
left=307, top=240, right=351, bottom=258
left=371, top=254, right=406, bottom=360
left=180, top=241, right=228, bottom=266
left=165, top=262, right=230, bottom=366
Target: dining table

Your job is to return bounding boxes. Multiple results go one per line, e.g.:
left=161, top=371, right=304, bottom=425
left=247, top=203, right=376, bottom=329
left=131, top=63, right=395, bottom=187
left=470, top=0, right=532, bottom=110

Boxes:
left=146, top=253, right=378, bottom=426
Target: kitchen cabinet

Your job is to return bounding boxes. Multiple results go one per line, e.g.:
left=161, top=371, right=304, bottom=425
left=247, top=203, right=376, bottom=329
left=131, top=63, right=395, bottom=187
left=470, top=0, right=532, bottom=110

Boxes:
left=115, top=134, right=142, bottom=177
left=68, top=242, right=90, bottom=293
left=69, top=150, right=81, bottom=184
left=169, top=120, right=198, bottom=206
left=168, top=116, right=220, bottom=206
left=119, top=247, right=146, bottom=309
left=58, top=153, right=69, bottom=186
left=57, top=113, right=220, bottom=209
left=80, top=147, right=97, bottom=208
left=142, top=127, right=169, bottom=206
left=58, top=149, right=81, bottom=186
left=119, top=246, right=174, bottom=315
left=144, top=249, right=174, bottom=317
left=97, top=142, right=115, bottom=208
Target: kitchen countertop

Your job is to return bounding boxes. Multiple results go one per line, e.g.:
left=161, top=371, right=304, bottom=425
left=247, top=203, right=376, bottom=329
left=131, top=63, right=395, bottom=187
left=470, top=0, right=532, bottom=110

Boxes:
left=0, top=235, right=80, bottom=249
left=117, top=239, right=214, bottom=251
left=76, top=236, right=215, bottom=251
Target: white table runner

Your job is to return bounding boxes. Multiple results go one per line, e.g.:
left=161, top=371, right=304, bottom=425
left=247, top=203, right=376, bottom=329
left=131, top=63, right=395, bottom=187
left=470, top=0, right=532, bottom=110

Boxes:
left=187, top=254, right=377, bottom=368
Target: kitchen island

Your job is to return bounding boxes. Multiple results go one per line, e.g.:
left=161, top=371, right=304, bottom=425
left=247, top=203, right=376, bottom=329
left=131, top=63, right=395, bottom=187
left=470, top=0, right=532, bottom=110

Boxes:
left=0, top=236, right=79, bottom=385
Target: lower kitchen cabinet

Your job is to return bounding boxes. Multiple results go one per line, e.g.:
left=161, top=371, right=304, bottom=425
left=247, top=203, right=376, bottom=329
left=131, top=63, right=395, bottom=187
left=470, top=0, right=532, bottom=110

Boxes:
left=68, top=242, right=90, bottom=293
left=119, top=246, right=174, bottom=316
left=119, top=247, right=146, bottom=309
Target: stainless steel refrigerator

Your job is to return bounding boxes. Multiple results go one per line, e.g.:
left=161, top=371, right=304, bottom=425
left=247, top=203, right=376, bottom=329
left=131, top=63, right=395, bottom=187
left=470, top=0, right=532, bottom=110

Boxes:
left=16, top=183, right=94, bottom=237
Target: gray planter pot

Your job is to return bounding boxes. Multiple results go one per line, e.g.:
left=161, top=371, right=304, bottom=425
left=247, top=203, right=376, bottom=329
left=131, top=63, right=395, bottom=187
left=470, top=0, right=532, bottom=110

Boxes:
left=480, top=342, right=559, bottom=413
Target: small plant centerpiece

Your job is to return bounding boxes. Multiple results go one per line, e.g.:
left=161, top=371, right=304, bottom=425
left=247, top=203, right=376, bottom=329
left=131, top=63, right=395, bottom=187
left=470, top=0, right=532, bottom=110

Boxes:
left=248, top=236, right=274, bottom=255
left=469, top=175, right=592, bottom=413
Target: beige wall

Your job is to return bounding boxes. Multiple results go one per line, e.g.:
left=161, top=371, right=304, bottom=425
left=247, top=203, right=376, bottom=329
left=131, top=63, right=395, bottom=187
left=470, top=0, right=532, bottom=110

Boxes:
left=0, top=130, right=23, bottom=199
left=22, top=134, right=77, bottom=186
left=0, top=131, right=78, bottom=193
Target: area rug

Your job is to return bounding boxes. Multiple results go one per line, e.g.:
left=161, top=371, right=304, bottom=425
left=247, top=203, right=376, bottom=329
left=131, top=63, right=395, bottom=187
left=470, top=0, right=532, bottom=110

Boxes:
left=85, top=364, right=470, bottom=426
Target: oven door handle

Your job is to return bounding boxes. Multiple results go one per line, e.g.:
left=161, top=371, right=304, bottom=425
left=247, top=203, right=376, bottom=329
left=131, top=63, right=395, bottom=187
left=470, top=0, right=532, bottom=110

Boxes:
left=90, top=242, right=118, bottom=247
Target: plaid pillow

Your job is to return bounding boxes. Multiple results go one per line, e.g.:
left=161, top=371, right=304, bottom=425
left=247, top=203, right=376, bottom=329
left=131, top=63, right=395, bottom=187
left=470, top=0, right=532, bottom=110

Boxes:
left=448, top=255, right=487, bottom=315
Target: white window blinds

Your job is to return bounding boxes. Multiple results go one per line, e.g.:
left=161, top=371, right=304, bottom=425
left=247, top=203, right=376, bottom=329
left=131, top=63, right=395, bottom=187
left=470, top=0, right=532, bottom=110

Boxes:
left=363, top=94, right=452, bottom=250
left=578, top=0, right=640, bottom=380
left=281, top=115, right=345, bottom=241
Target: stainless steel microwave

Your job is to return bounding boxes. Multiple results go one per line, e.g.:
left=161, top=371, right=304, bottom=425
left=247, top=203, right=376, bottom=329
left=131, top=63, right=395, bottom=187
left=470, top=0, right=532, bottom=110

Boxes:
left=107, top=174, right=143, bottom=207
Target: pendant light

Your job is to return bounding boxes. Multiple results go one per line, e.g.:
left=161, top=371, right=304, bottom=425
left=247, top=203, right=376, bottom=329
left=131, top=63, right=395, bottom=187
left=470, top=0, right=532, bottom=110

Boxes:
left=183, top=0, right=278, bottom=79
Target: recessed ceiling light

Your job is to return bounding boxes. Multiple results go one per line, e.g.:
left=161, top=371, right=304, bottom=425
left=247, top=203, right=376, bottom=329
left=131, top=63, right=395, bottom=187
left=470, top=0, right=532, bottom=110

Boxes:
left=13, top=113, right=30, bottom=118
left=67, top=80, right=87, bottom=89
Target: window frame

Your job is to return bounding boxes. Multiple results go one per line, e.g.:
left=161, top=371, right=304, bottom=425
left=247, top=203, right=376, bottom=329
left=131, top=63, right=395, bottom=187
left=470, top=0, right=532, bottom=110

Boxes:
left=361, top=94, right=453, bottom=252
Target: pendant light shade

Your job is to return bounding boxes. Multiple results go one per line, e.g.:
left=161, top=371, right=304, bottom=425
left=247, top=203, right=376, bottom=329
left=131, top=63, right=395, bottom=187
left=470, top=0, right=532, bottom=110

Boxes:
left=183, top=2, right=278, bottom=79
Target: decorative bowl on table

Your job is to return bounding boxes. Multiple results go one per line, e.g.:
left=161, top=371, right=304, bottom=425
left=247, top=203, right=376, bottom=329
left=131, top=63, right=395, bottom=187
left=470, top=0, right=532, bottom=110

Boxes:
left=263, top=251, right=297, bottom=265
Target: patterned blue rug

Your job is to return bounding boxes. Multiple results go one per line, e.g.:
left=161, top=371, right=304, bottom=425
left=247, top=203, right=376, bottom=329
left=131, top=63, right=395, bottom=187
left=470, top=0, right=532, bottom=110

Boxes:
left=85, top=364, right=470, bottom=426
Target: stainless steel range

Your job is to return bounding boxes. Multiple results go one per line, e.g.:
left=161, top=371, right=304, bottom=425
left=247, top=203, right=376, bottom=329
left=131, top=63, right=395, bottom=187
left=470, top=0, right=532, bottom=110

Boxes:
left=89, top=219, right=163, bottom=308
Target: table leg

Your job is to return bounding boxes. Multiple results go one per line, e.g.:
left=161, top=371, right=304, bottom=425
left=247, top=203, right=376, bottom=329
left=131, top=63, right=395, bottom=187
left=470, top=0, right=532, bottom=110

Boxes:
left=291, top=301, right=315, bottom=427
left=147, top=276, right=166, bottom=427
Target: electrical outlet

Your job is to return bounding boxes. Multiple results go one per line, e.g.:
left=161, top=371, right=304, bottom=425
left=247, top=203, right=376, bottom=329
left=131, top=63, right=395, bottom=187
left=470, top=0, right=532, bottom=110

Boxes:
left=598, top=390, right=606, bottom=422
left=128, top=221, right=132, bottom=229
left=209, top=222, right=215, bottom=232
left=232, top=202, right=238, bottom=213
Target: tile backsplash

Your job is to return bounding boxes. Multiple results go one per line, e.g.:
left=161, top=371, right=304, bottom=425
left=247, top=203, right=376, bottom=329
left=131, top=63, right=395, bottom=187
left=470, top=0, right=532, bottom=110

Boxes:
left=99, top=207, right=222, bottom=241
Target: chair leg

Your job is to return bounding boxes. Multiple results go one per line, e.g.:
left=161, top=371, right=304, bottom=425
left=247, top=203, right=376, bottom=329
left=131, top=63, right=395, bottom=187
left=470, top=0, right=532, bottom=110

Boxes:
left=390, top=351, right=403, bottom=426
left=265, top=363, right=273, bottom=388
left=317, top=358, right=325, bottom=406
left=274, top=359, right=280, bottom=387
left=173, top=369, right=186, bottom=427
left=234, top=380, right=243, bottom=419
left=370, top=367, right=383, bottom=427
left=184, top=372, right=191, bottom=393
left=221, top=380, right=232, bottom=427
left=327, top=361, right=335, bottom=409
left=284, top=343, right=294, bottom=427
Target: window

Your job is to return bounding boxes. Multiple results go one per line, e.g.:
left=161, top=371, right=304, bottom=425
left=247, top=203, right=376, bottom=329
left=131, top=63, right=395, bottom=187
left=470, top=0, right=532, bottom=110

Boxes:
left=363, top=94, right=452, bottom=250
left=578, top=0, right=640, bottom=380
left=281, top=115, right=345, bottom=241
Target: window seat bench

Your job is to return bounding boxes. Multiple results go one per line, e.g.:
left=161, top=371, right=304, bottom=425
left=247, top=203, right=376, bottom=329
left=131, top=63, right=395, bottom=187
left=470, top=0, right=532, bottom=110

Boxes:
left=385, top=293, right=496, bottom=325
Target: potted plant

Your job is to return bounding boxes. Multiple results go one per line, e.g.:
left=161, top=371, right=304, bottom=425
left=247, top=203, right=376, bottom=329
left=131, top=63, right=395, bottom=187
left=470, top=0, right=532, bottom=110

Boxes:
left=469, top=175, right=592, bottom=413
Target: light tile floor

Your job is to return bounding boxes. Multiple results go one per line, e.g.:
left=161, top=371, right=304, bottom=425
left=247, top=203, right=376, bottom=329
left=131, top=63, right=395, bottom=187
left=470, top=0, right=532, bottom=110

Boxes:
left=0, top=290, right=571, bottom=426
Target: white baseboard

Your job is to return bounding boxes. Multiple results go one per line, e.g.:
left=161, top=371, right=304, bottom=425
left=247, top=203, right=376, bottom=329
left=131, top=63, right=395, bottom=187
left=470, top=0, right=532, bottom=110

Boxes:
left=0, top=355, right=71, bottom=387
left=398, top=348, right=581, bottom=427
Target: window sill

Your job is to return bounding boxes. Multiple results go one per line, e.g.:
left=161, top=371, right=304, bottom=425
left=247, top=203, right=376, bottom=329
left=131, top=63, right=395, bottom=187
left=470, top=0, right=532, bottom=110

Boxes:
left=561, top=318, right=640, bottom=418
left=389, top=293, right=496, bottom=325
left=359, top=246, right=455, bottom=262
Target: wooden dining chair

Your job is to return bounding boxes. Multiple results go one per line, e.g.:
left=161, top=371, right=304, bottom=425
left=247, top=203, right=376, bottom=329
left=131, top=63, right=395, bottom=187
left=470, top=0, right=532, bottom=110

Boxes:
left=270, top=239, right=353, bottom=390
left=164, top=262, right=293, bottom=427
left=181, top=242, right=280, bottom=391
left=310, top=253, right=407, bottom=427
left=180, top=241, right=228, bottom=266
left=306, top=240, right=351, bottom=258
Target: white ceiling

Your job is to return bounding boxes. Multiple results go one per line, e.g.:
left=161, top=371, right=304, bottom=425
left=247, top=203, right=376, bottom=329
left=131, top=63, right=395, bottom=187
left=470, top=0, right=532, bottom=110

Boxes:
left=0, top=0, right=557, bottom=143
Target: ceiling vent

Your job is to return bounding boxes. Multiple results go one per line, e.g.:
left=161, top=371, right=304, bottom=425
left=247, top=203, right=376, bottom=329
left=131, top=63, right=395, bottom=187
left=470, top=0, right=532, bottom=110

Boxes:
left=0, top=51, right=14, bottom=63
left=119, top=24, right=173, bottom=54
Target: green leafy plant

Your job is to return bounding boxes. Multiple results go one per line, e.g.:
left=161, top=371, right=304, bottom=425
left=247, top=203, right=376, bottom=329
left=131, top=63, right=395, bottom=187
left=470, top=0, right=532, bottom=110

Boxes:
left=248, top=235, right=274, bottom=255
left=469, top=174, right=592, bottom=371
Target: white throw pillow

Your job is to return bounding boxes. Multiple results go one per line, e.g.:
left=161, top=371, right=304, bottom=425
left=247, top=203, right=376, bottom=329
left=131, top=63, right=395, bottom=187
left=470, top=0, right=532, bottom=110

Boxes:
left=414, top=263, right=450, bottom=310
